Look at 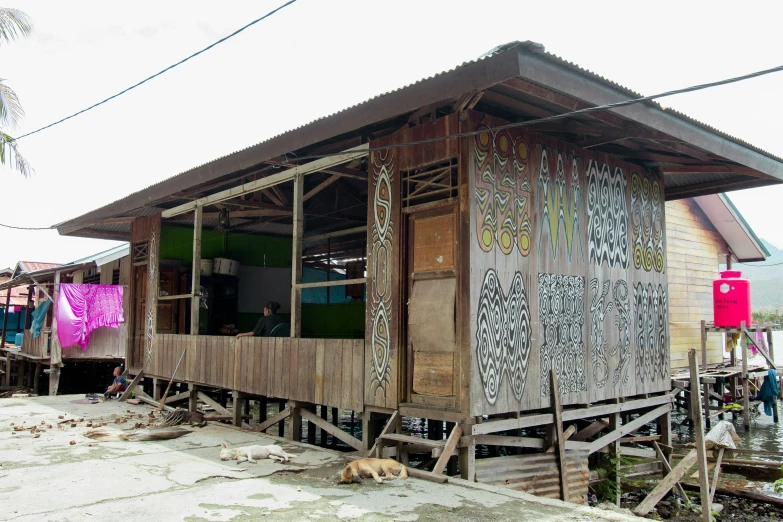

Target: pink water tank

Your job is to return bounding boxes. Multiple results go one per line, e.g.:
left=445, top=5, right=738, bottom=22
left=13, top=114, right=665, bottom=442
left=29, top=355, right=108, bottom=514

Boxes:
left=713, top=270, right=752, bottom=327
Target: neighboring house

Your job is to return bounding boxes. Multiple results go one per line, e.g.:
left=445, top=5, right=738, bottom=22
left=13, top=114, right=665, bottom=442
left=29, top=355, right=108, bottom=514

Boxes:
left=0, top=245, right=130, bottom=393
left=0, top=262, right=60, bottom=344
left=666, top=194, right=768, bottom=369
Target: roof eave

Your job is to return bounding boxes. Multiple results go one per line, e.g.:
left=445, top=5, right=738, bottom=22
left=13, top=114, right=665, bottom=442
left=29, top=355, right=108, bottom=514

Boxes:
left=515, top=50, right=783, bottom=181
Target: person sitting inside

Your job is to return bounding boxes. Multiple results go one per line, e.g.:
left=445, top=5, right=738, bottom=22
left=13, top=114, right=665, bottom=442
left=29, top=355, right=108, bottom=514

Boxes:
left=236, top=301, right=283, bottom=338
left=104, top=366, right=127, bottom=399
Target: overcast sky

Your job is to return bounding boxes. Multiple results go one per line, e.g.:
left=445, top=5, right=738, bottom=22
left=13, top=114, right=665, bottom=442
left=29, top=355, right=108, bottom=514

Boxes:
left=0, top=0, right=782, bottom=269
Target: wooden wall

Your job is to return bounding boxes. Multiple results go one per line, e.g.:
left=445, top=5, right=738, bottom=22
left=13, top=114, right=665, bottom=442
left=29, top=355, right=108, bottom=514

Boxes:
left=665, top=199, right=728, bottom=368
left=468, top=111, right=670, bottom=417
left=21, top=329, right=49, bottom=358
left=147, top=335, right=364, bottom=412
left=365, top=114, right=462, bottom=411
left=130, top=214, right=161, bottom=370
left=63, top=256, right=131, bottom=361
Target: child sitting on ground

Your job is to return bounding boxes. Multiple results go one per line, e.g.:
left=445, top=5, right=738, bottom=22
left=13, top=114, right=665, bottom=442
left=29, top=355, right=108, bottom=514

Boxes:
left=104, top=367, right=127, bottom=399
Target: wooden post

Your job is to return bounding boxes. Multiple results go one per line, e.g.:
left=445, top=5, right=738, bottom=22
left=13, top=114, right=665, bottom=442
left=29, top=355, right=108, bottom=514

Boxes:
left=459, top=428, right=476, bottom=482
left=331, top=407, right=339, bottom=449
left=48, top=270, right=62, bottom=396
left=741, top=321, right=750, bottom=431
left=232, top=390, right=242, bottom=427
left=189, top=384, right=199, bottom=412
left=286, top=400, right=302, bottom=441
left=361, top=411, right=372, bottom=451
left=191, top=204, right=202, bottom=335
left=0, top=281, right=11, bottom=348
left=32, top=363, right=41, bottom=394
left=279, top=400, right=286, bottom=437
left=657, top=409, right=672, bottom=467
left=307, top=404, right=316, bottom=445
left=550, top=370, right=570, bottom=503
left=701, top=320, right=711, bottom=429
left=609, top=411, right=621, bottom=506
left=290, top=173, right=304, bottom=337
left=3, top=354, right=11, bottom=387
left=152, top=378, right=163, bottom=401
left=24, top=285, right=33, bottom=329
left=688, top=349, right=712, bottom=521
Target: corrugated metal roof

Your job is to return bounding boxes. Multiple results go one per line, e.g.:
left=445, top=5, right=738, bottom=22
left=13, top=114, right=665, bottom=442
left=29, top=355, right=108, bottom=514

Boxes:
left=57, top=41, right=783, bottom=234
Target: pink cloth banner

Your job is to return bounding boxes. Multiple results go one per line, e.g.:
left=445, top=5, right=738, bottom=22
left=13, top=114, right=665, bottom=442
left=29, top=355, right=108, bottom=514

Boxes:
left=56, top=284, right=124, bottom=350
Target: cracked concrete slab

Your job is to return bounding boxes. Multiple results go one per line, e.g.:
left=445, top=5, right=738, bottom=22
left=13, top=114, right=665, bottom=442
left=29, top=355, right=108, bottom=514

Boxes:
left=0, top=395, right=644, bottom=521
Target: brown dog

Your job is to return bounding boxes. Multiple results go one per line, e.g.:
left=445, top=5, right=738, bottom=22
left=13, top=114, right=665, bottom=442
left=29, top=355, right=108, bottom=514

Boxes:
left=340, top=458, right=408, bottom=484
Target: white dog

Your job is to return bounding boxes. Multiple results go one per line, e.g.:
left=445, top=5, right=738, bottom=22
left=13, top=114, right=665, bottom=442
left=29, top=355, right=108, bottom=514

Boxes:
left=219, top=442, right=295, bottom=463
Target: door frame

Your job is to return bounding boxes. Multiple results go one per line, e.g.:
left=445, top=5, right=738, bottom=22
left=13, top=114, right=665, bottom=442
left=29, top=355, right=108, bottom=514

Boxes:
left=403, top=200, right=459, bottom=407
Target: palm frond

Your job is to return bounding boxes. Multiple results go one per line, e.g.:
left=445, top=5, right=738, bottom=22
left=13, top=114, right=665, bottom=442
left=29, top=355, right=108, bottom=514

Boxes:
left=0, top=132, right=33, bottom=178
left=0, top=80, right=23, bottom=128
left=0, top=8, right=32, bottom=45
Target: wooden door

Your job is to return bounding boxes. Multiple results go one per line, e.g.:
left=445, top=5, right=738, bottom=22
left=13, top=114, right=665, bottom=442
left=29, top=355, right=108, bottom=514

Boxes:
left=406, top=205, right=458, bottom=408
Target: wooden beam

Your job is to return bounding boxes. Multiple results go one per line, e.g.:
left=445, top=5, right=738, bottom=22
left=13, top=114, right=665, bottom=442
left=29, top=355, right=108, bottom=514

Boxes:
left=190, top=205, right=202, bottom=336
left=469, top=434, right=545, bottom=449
left=162, top=390, right=192, bottom=404
left=296, top=278, right=366, bottom=290
left=303, top=226, right=367, bottom=243
left=137, top=395, right=176, bottom=412
left=550, top=370, right=569, bottom=502
left=711, top=448, right=725, bottom=503
left=432, top=424, right=462, bottom=476
left=161, top=144, right=369, bottom=218
left=470, top=394, right=672, bottom=435
left=659, top=164, right=760, bottom=176
left=481, top=90, right=556, bottom=119
left=368, top=411, right=400, bottom=457
left=652, top=442, right=690, bottom=503
left=118, top=370, right=144, bottom=402
left=300, top=408, right=363, bottom=450
left=634, top=449, right=698, bottom=516
left=689, top=348, right=712, bottom=522
left=546, top=424, right=576, bottom=453
left=255, top=407, right=291, bottom=433
left=291, top=173, right=304, bottom=338
left=198, top=391, right=250, bottom=429
left=304, top=175, right=340, bottom=202
left=583, top=404, right=671, bottom=455
left=570, top=418, right=609, bottom=441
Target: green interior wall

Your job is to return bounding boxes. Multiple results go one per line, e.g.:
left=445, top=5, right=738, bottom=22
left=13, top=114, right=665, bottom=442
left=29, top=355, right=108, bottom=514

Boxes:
left=159, top=226, right=292, bottom=268
left=161, top=226, right=364, bottom=339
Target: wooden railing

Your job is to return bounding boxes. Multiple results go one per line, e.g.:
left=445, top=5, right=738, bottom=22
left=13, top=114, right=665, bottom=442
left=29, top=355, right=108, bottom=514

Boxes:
left=147, top=335, right=364, bottom=412
left=21, top=330, right=50, bottom=358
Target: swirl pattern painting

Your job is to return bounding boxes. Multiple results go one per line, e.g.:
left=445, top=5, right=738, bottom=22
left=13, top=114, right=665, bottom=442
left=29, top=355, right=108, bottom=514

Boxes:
left=474, top=128, right=532, bottom=256
left=370, top=151, right=394, bottom=394
left=587, top=161, right=628, bottom=268
left=634, top=282, right=668, bottom=383
left=539, top=273, right=586, bottom=396
left=537, top=145, right=584, bottom=262
left=476, top=270, right=531, bottom=404
left=631, top=171, right=665, bottom=273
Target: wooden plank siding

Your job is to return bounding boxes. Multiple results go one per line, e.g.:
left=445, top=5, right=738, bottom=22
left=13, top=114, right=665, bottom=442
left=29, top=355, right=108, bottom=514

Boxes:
left=146, top=335, right=364, bottom=412
left=21, top=330, right=49, bottom=358
left=664, top=199, right=729, bottom=369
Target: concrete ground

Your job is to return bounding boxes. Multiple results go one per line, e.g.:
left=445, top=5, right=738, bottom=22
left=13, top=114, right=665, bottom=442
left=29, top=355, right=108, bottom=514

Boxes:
left=0, top=395, right=645, bottom=521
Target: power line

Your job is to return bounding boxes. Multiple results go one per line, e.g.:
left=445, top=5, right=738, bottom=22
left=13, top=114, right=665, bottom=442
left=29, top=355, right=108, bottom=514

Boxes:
left=4, top=59, right=783, bottom=231
left=284, top=63, right=783, bottom=162
left=0, top=223, right=52, bottom=230
left=12, top=0, right=298, bottom=142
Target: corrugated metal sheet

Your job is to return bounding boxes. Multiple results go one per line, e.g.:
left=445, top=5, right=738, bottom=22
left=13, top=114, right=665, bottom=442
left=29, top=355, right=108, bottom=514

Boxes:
left=59, top=41, right=783, bottom=233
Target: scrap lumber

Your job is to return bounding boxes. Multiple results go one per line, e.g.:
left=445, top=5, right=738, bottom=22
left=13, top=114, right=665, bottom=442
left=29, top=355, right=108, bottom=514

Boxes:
left=550, top=370, right=569, bottom=502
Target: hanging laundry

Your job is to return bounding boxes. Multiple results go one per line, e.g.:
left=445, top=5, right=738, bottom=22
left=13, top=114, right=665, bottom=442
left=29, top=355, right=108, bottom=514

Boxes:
left=56, top=284, right=124, bottom=349
left=30, top=299, right=51, bottom=339
left=753, top=369, right=779, bottom=417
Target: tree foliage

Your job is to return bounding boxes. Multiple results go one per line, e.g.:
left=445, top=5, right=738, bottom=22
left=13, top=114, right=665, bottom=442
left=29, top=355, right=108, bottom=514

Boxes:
left=0, top=7, right=32, bottom=177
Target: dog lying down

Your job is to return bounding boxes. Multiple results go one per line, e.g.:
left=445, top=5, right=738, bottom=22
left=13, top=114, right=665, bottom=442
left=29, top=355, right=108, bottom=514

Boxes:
left=219, top=442, right=295, bottom=463
left=340, top=458, right=408, bottom=484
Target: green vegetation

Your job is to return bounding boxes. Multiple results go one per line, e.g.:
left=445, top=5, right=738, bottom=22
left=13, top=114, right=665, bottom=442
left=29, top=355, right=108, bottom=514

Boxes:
left=752, top=309, right=783, bottom=329
left=0, top=7, right=33, bottom=176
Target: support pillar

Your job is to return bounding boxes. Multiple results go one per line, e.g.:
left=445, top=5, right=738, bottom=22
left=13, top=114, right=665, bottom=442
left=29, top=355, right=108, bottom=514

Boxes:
left=279, top=400, right=286, bottom=437
left=232, top=390, right=242, bottom=427
left=0, top=280, right=11, bottom=348
left=286, top=400, right=302, bottom=442
left=458, top=428, right=476, bottom=482
left=741, top=321, right=750, bottom=431
left=191, top=204, right=202, bottom=335
left=361, top=411, right=373, bottom=451
left=657, top=409, right=672, bottom=467
left=610, top=412, right=621, bottom=506
left=152, top=378, right=163, bottom=400
left=290, top=173, right=304, bottom=337
left=701, top=320, right=711, bottom=429
left=189, top=383, right=199, bottom=412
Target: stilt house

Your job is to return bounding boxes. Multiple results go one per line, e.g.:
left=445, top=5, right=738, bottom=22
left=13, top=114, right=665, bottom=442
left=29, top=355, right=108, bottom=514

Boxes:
left=53, top=42, right=783, bottom=498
